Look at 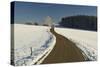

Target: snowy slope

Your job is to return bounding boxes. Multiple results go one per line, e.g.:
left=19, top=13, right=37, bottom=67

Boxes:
left=14, top=24, right=56, bottom=65
left=55, top=27, right=97, bottom=61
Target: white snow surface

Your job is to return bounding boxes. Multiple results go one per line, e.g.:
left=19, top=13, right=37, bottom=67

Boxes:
left=13, top=24, right=97, bottom=65
left=14, top=24, right=56, bottom=65
left=55, top=27, right=97, bottom=61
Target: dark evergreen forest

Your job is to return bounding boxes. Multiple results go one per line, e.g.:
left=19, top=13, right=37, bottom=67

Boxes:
left=59, top=15, right=97, bottom=31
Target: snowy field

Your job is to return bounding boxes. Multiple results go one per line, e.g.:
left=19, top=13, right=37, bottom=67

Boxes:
left=55, top=28, right=97, bottom=61
left=14, top=24, right=56, bottom=65
left=13, top=24, right=97, bottom=65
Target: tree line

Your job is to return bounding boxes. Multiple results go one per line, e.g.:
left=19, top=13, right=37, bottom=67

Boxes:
left=59, top=15, right=97, bottom=31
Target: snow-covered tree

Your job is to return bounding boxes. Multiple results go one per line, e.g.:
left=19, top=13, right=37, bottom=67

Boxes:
left=43, top=16, right=53, bottom=27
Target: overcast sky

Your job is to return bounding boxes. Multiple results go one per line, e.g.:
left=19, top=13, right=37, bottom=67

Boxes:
left=14, top=1, right=97, bottom=24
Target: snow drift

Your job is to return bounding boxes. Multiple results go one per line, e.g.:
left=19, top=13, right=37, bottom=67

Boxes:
left=55, top=27, right=97, bottom=61
left=14, top=24, right=56, bottom=65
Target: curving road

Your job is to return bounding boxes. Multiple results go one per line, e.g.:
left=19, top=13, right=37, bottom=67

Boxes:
left=41, top=27, right=85, bottom=64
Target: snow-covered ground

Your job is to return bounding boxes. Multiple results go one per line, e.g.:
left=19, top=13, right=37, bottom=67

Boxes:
left=14, top=24, right=56, bottom=65
left=55, top=27, right=97, bottom=61
left=13, top=24, right=97, bottom=65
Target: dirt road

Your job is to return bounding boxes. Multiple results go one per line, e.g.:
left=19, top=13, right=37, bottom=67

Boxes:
left=41, top=27, right=85, bottom=64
